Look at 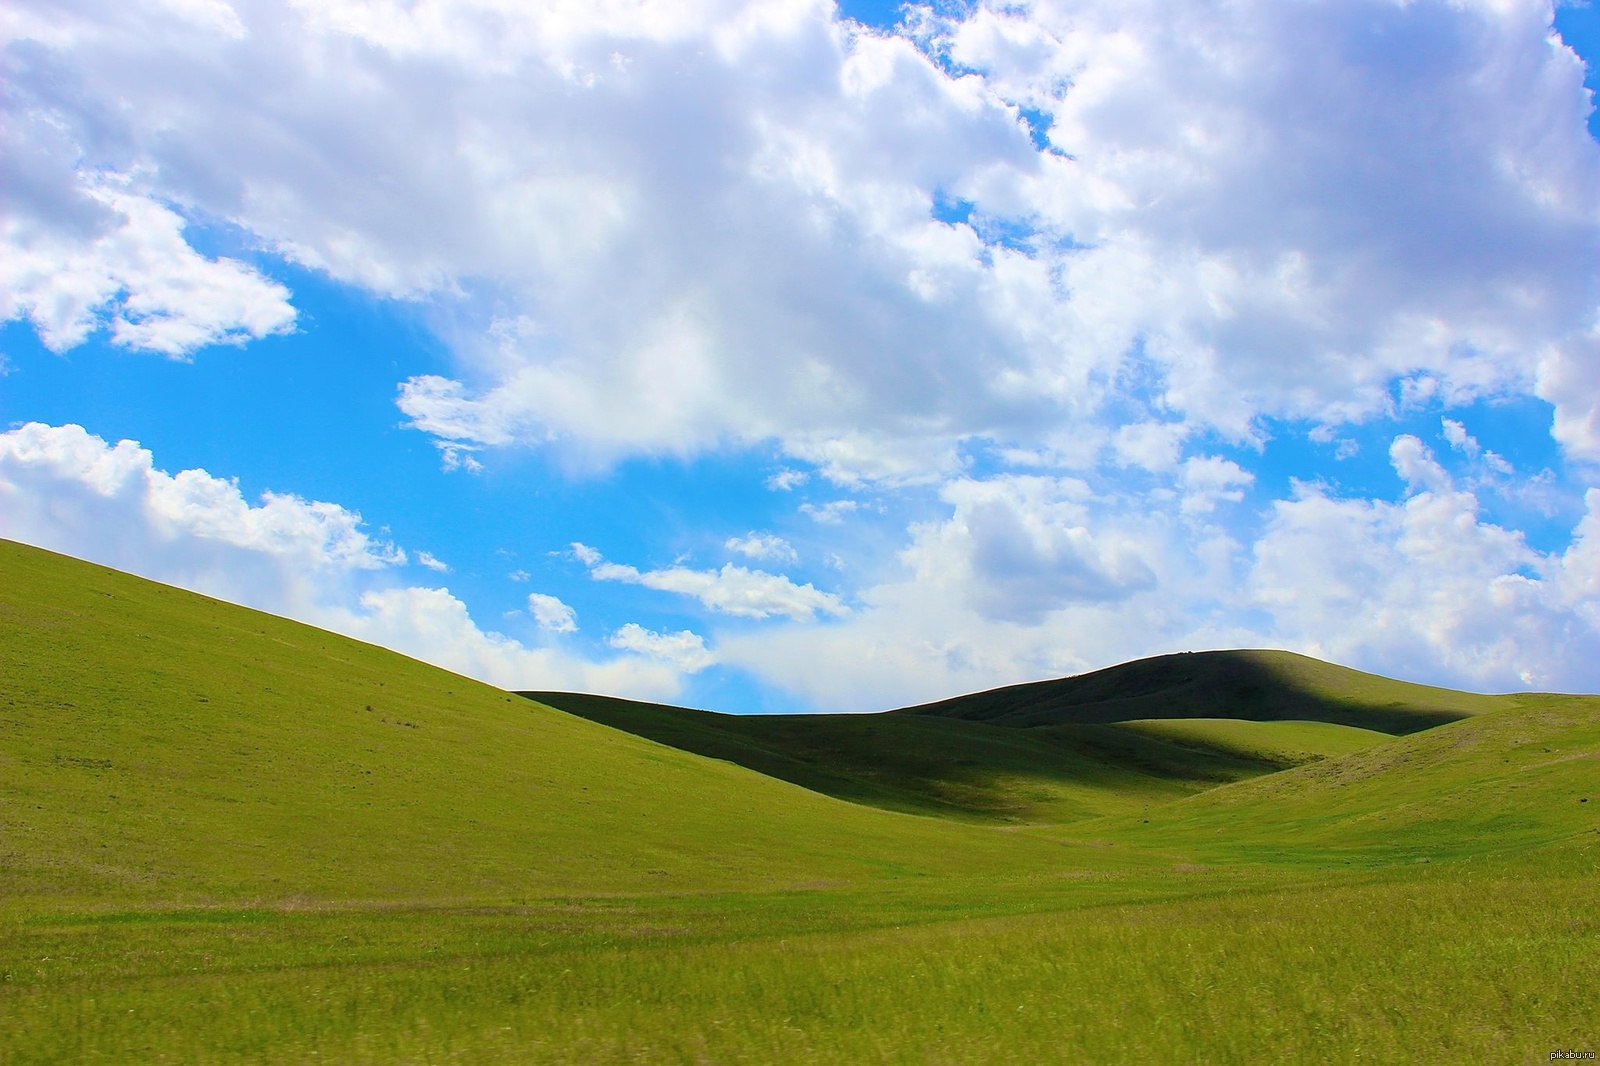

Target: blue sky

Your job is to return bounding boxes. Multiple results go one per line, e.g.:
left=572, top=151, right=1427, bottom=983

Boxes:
left=3, top=0, right=1599, bottom=711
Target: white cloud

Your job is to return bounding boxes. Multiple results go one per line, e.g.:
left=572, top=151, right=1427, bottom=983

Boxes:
left=1113, top=422, right=1188, bottom=472
left=334, top=587, right=683, bottom=696
left=0, top=422, right=402, bottom=575
left=1441, top=418, right=1479, bottom=458
left=719, top=441, right=1600, bottom=710
left=14, top=0, right=1591, bottom=473
left=527, top=591, right=578, bottom=633
left=578, top=546, right=847, bottom=621
left=0, top=423, right=699, bottom=701
left=607, top=622, right=715, bottom=672
left=416, top=550, right=451, bottom=572
left=1441, top=416, right=1515, bottom=477
left=725, top=531, right=798, bottom=563
left=1247, top=436, right=1598, bottom=690
left=904, top=474, right=1157, bottom=624
left=1179, top=455, right=1253, bottom=516
left=800, top=499, right=859, bottom=524
left=0, top=173, right=296, bottom=357
left=6, top=1, right=1599, bottom=714
left=435, top=442, right=486, bottom=474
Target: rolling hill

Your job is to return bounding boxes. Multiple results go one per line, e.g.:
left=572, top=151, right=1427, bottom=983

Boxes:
left=4, top=536, right=1596, bottom=1064
left=893, top=647, right=1511, bottom=732
left=1098, top=691, right=1600, bottom=865
left=526, top=690, right=1392, bottom=824
left=0, top=539, right=1070, bottom=906
left=526, top=646, right=1510, bottom=825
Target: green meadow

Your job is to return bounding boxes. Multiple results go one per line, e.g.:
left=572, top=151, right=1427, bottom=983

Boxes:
left=3, top=538, right=1597, bottom=1063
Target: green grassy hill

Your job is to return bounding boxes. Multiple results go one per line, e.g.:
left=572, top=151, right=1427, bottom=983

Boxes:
left=1114, top=717, right=1392, bottom=767
left=895, top=647, right=1511, bottom=733
left=0, top=540, right=1069, bottom=908
left=4, top=537, right=1596, bottom=1064
left=528, top=692, right=1389, bottom=824
left=1098, top=693, right=1600, bottom=866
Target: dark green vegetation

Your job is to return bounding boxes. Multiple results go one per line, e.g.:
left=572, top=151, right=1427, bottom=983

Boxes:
left=3, top=538, right=1597, bottom=1063
left=897, top=647, right=1509, bottom=732
left=526, top=692, right=1391, bottom=823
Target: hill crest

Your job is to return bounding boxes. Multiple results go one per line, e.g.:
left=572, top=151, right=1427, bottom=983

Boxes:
left=892, top=648, right=1510, bottom=734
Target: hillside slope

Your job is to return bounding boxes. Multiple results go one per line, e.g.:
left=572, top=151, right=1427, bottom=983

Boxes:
left=529, top=691, right=1389, bottom=824
left=1096, top=693, right=1600, bottom=865
left=0, top=540, right=1067, bottom=907
left=896, top=648, right=1510, bottom=733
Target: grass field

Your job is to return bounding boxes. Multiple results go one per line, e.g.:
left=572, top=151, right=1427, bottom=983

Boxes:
left=3, top=538, right=1597, bottom=1063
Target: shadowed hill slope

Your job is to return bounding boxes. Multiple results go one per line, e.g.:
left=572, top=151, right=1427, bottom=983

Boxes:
left=895, top=649, right=1511, bottom=733
left=0, top=539, right=1072, bottom=906
left=525, top=691, right=1390, bottom=824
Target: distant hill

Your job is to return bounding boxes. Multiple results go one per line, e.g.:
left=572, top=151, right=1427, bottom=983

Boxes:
left=894, top=648, right=1510, bottom=734
left=524, top=692, right=1391, bottom=825
left=529, top=649, right=1510, bottom=823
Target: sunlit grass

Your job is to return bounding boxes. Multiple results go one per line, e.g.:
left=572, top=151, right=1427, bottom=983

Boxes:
left=3, top=539, right=1597, bottom=1063
left=5, top=850, right=1594, bottom=1063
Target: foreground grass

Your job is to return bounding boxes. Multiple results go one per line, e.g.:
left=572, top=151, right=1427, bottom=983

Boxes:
left=5, top=846, right=1595, bottom=1064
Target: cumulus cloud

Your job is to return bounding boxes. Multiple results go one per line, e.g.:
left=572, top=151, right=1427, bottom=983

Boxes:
left=0, top=422, right=402, bottom=581
left=1179, top=456, right=1253, bottom=516
left=331, top=587, right=684, bottom=696
left=1248, top=436, right=1598, bottom=689
left=0, top=172, right=296, bottom=356
left=6, top=0, right=1599, bottom=713
left=576, top=543, right=847, bottom=621
left=415, top=550, right=451, bottom=572
left=527, top=592, right=578, bottom=633
left=1113, top=422, right=1188, bottom=472
left=607, top=622, right=715, bottom=672
left=12, top=0, right=1592, bottom=473
left=720, top=439, right=1600, bottom=710
left=904, top=474, right=1158, bottom=624
left=725, top=531, right=798, bottom=563
left=0, top=423, right=699, bottom=701
left=1539, top=328, right=1600, bottom=462
left=1441, top=417, right=1515, bottom=476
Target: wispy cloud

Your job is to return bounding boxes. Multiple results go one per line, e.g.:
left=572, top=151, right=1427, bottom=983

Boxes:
left=416, top=550, right=451, bottom=573
left=800, top=500, right=858, bottom=525
left=575, top=544, right=847, bottom=622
